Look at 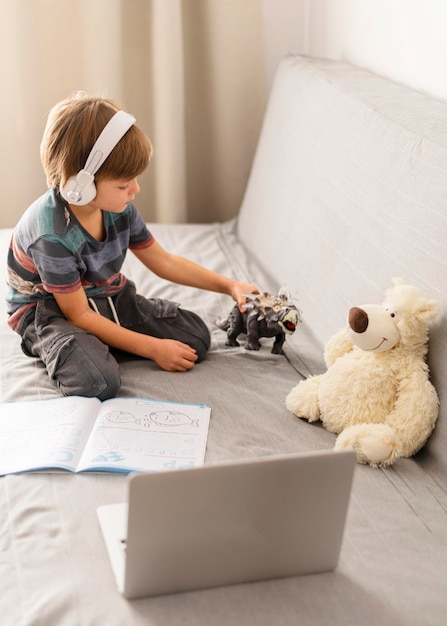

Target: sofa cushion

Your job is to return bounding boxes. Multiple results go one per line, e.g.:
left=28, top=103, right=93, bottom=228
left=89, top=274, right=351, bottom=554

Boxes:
left=237, top=54, right=447, bottom=474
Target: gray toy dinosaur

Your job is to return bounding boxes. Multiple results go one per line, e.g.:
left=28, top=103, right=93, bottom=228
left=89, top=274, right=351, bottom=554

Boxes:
left=216, top=288, right=300, bottom=354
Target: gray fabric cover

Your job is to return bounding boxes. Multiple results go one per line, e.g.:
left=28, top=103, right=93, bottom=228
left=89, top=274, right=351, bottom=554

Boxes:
left=1, top=56, right=446, bottom=625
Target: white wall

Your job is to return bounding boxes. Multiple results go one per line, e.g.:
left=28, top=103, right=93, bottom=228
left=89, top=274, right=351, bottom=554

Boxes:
left=262, top=0, right=447, bottom=102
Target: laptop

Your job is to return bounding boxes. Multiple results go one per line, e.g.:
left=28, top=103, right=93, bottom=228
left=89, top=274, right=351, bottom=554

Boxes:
left=97, top=449, right=355, bottom=599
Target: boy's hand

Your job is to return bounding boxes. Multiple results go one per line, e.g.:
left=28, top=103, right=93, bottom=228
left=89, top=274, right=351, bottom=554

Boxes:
left=150, top=338, right=198, bottom=372
left=229, top=281, right=259, bottom=312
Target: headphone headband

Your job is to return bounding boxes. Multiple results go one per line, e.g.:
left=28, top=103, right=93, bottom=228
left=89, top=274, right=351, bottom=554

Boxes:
left=83, top=110, right=136, bottom=177
left=60, top=110, right=136, bottom=205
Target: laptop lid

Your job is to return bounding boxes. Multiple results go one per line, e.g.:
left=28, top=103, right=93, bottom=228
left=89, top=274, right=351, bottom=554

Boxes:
left=97, top=449, right=355, bottom=599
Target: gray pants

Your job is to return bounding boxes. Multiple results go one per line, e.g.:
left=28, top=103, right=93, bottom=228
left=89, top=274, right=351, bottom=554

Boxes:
left=20, top=281, right=211, bottom=400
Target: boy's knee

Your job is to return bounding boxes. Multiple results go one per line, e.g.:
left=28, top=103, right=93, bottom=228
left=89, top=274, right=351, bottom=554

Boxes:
left=187, top=313, right=211, bottom=362
left=193, top=329, right=211, bottom=362
left=55, top=336, right=121, bottom=400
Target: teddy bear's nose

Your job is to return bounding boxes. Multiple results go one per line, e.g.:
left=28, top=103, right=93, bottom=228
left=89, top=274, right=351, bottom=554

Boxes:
left=348, top=307, right=369, bottom=333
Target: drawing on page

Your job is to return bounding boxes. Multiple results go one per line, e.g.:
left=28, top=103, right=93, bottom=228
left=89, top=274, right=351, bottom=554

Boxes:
left=101, top=408, right=200, bottom=429
left=51, top=448, right=75, bottom=463
left=102, top=410, right=140, bottom=424
left=143, top=411, right=199, bottom=428
left=91, top=450, right=125, bottom=463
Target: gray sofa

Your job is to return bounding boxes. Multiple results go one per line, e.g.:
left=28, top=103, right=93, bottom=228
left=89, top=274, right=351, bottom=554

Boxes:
left=1, top=55, right=446, bottom=625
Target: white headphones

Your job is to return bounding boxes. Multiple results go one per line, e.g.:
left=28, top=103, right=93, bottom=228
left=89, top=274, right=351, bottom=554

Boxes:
left=60, top=110, right=136, bottom=206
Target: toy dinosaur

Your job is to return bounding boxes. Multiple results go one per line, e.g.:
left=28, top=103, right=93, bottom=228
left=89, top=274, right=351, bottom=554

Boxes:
left=216, top=288, right=300, bottom=354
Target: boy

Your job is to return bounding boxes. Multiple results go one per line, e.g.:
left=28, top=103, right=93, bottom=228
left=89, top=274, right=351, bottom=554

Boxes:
left=6, top=92, right=256, bottom=400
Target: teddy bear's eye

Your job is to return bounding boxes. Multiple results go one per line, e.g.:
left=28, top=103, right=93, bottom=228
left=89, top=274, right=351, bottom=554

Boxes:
left=385, top=306, right=397, bottom=319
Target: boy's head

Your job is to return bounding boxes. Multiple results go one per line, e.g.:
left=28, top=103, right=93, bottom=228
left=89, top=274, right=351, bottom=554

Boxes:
left=40, top=92, right=152, bottom=194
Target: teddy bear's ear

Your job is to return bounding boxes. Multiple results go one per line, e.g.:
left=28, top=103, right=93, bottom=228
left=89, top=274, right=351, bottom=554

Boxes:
left=390, top=277, right=439, bottom=323
left=418, top=298, right=440, bottom=323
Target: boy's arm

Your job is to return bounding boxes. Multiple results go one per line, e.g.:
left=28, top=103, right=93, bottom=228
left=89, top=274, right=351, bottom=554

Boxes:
left=52, top=289, right=198, bottom=372
left=132, top=241, right=257, bottom=310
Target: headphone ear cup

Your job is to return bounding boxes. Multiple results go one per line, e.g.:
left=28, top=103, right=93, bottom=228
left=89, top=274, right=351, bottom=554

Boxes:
left=60, top=170, right=96, bottom=206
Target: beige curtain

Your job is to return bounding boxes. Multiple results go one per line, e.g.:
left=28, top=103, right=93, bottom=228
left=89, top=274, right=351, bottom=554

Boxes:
left=0, top=0, right=267, bottom=228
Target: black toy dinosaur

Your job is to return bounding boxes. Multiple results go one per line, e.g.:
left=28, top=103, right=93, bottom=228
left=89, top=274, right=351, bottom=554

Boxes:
left=216, top=289, right=300, bottom=354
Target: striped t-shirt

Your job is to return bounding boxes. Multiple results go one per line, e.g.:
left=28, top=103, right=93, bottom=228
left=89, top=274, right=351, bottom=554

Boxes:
left=6, top=189, right=154, bottom=331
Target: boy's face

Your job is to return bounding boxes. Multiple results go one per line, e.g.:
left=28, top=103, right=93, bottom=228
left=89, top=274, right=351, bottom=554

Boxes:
left=90, top=177, right=140, bottom=213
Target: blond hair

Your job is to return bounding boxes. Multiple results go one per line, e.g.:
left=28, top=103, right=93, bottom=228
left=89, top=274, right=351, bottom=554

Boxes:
left=40, top=92, right=152, bottom=189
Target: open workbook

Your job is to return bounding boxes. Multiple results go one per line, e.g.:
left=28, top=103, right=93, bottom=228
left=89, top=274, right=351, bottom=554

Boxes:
left=0, top=395, right=211, bottom=475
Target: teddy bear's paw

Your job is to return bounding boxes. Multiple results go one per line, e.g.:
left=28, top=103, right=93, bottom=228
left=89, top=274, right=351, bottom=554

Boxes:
left=285, top=377, right=321, bottom=422
left=334, top=424, right=400, bottom=467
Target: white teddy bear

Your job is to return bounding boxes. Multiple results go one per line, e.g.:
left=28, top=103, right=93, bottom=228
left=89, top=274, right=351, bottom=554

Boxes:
left=285, top=280, right=439, bottom=467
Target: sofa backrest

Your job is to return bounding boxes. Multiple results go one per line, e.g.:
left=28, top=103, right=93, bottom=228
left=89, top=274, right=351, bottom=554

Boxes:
left=237, top=54, right=447, bottom=472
